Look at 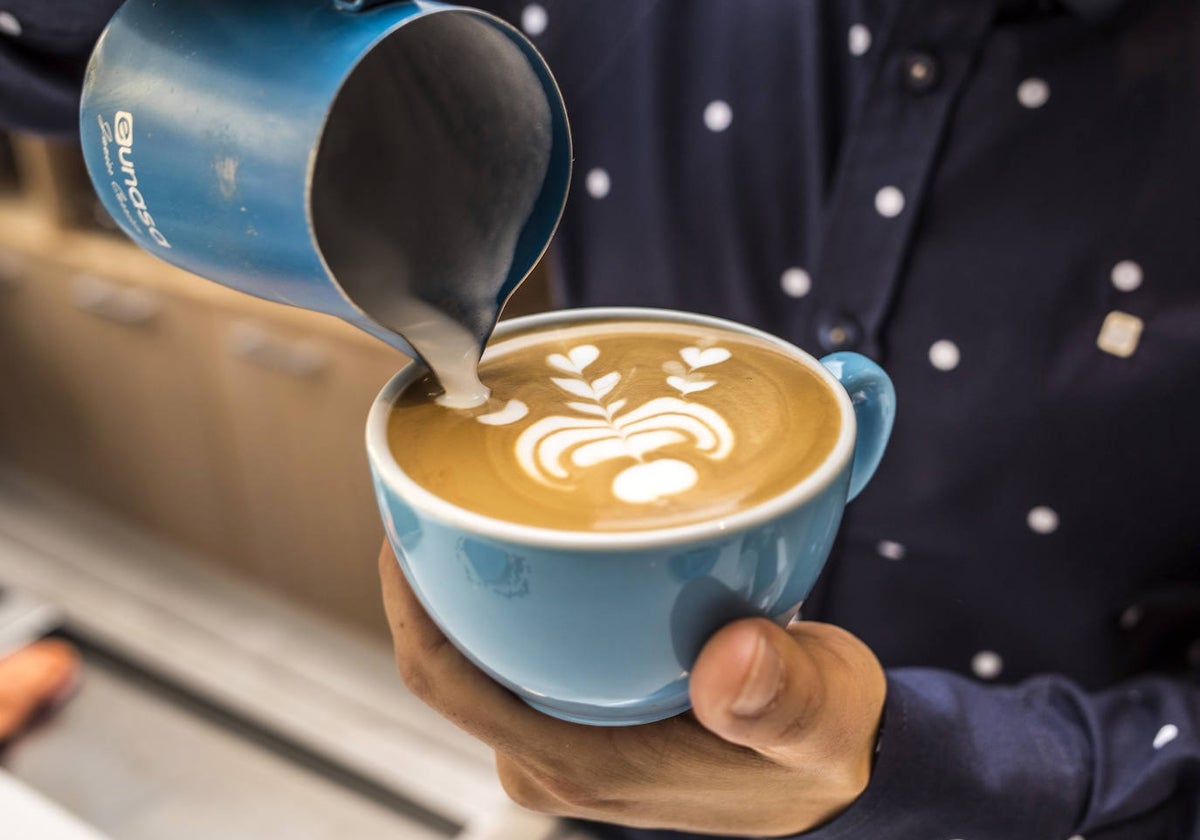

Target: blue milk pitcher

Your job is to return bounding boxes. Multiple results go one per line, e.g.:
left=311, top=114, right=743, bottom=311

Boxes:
left=79, top=0, right=572, bottom=402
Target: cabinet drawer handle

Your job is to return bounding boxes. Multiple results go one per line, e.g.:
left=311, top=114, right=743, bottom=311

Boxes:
left=71, top=274, right=160, bottom=326
left=228, top=322, right=328, bottom=379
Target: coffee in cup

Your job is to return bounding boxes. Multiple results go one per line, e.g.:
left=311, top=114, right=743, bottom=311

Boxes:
left=388, top=318, right=842, bottom=532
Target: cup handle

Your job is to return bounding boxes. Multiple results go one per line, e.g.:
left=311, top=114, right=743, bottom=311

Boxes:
left=820, top=352, right=896, bottom=502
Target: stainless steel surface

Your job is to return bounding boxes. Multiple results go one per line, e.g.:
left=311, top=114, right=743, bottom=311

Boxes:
left=0, top=771, right=110, bottom=840
left=0, top=585, right=62, bottom=659
left=0, top=469, right=571, bottom=840
left=5, top=646, right=448, bottom=840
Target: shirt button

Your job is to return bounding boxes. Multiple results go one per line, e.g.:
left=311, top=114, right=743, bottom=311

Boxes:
left=818, top=314, right=862, bottom=352
left=901, top=50, right=940, bottom=94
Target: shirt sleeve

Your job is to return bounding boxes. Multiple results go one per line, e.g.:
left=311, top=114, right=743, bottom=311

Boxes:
left=0, top=1, right=123, bottom=135
left=0, top=48, right=88, bottom=136
left=793, top=668, right=1200, bottom=840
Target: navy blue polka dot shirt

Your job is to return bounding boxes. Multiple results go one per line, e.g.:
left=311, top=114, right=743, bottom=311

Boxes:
left=3, top=1, right=1197, bottom=838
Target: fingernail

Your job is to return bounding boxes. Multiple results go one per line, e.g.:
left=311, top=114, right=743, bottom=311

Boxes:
left=729, top=634, right=783, bottom=717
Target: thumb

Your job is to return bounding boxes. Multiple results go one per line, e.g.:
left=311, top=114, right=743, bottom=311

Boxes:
left=690, top=618, right=884, bottom=774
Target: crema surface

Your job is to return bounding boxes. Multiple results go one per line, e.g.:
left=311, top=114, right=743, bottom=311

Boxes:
left=388, top=320, right=840, bottom=531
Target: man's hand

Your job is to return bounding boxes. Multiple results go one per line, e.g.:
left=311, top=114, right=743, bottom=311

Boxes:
left=379, top=541, right=886, bottom=836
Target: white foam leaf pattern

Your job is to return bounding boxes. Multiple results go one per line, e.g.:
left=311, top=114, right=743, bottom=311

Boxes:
left=591, top=372, right=621, bottom=400
left=681, top=346, right=731, bottom=369
left=567, top=402, right=608, bottom=417
left=572, top=431, right=686, bottom=468
left=667, top=376, right=715, bottom=395
left=484, top=343, right=738, bottom=503
left=476, top=399, right=529, bottom=426
left=547, top=345, right=599, bottom=374
left=616, top=399, right=732, bottom=457
left=623, top=429, right=691, bottom=460
left=551, top=377, right=597, bottom=399
left=515, top=396, right=734, bottom=485
left=516, top=418, right=619, bottom=480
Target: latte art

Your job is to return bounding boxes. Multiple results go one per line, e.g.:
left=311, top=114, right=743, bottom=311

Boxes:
left=480, top=342, right=736, bottom=504
left=388, top=319, right=842, bottom=531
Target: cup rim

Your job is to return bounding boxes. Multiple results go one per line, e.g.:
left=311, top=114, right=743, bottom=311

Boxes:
left=366, top=307, right=856, bottom=550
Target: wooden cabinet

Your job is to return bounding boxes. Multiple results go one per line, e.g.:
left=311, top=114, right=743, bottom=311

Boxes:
left=0, top=251, right=92, bottom=487
left=0, top=256, right=236, bottom=559
left=0, top=133, right=553, bottom=637
left=208, top=314, right=404, bottom=632
left=0, top=240, right=407, bottom=634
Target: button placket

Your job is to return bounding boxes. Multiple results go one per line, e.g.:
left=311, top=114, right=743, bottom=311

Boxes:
left=818, top=313, right=863, bottom=352
left=797, top=0, right=1000, bottom=360
left=902, top=50, right=941, bottom=93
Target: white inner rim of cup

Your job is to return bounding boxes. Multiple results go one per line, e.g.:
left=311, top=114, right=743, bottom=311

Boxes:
left=366, top=307, right=857, bottom=550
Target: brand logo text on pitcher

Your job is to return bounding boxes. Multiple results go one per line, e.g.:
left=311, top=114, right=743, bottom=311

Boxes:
left=109, top=110, right=171, bottom=249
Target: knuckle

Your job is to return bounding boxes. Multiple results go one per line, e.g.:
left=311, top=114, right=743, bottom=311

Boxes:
left=392, top=633, right=454, bottom=703
left=536, top=770, right=623, bottom=812
left=496, top=758, right=553, bottom=812
left=393, top=653, right=436, bottom=701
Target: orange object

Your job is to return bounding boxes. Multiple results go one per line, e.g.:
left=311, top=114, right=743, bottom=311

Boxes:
left=0, top=639, right=81, bottom=743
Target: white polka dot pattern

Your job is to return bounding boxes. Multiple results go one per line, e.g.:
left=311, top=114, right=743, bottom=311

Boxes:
left=703, top=100, right=733, bottom=133
left=972, top=651, right=1004, bottom=680
left=1017, top=77, right=1050, bottom=109
left=848, top=24, right=872, bottom=56
left=1154, top=724, right=1180, bottom=749
left=520, top=4, right=548, bottom=36
left=1119, top=604, right=1143, bottom=630
left=877, top=540, right=907, bottom=561
left=0, top=11, right=20, bottom=37
left=875, top=186, right=905, bottom=218
left=1027, top=506, right=1059, bottom=535
left=1068, top=835, right=1087, bottom=840
left=780, top=267, right=812, bottom=298
left=1111, top=260, right=1143, bottom=292
left=929, top=340, right=960, bottom=371
left=585, top=168, right=611, bottom=199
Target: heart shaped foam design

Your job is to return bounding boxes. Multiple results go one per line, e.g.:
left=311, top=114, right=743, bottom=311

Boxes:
left=667, top=376, right=715, bottom=395
left=611, top=459, right=698, bottom=504
left=548, top=344, right=600, bottom=374
left=680, top=346, right=731, bottom=369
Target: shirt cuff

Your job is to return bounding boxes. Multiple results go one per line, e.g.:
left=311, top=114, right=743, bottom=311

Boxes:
left=784, top=669, right=1089, bottom=840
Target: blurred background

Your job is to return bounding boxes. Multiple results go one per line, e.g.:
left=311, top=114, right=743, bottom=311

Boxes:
left=0, top=131, right=578, bottom=840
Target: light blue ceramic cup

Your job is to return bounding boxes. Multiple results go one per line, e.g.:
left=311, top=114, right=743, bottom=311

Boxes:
left=367, top=308, right=895, bottom=726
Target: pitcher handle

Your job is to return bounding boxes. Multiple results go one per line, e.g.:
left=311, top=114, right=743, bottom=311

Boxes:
left=820, top=352, right=896, bottom=502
